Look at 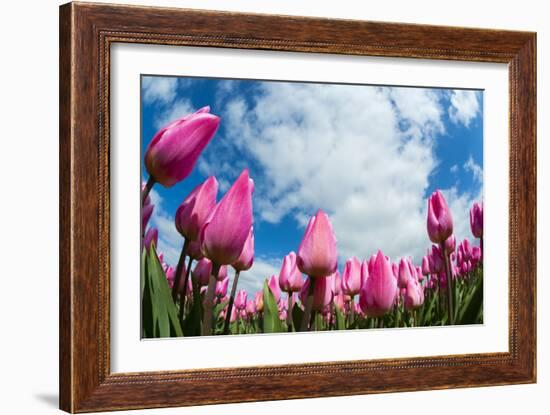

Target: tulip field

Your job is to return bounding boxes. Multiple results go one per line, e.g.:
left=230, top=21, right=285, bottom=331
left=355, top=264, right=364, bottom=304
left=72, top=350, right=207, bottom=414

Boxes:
left=141, top=105, right=484, bottom=338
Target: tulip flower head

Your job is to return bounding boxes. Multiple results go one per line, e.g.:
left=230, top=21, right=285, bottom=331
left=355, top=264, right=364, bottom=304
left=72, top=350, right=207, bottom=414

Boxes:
left=398, top=258, right=413, bottom=289
left=342, top=257, right=362, bottom=296
left=192, top=257, right=213, bottom=287
left=186, top=239, right=204, bottom=261
left=175, top=176, right=218, bottom=241
left=421, top=255, right=430, bottom=276
left=470, top=202, right=483, bottom=238
left=359, top=251, right=398, bottom=317
left=297, top=209, right=338, bottom=278
left=404, top=277, right=424, bottom=310
left=142, top=203, right=154, bottom=233
left=215, top=276, right=229, bottom=299
left=444, top=234, right=456, bottom=255
left=144, top=107, right=220, bottom=187
left=232, top=227, right=254, bottom=272
left=200, top=169, right=254, bottom=265
left=427, top=190, right=454, bottom=243
left=234, top=289, right=248, bottom=310
left=278, top=251, right=304, bottom=293
left=143, top=227, right=158, bottom=251
left=268, top=275, right=282, bottom=303
left=254, top=291, right=264, bottom=313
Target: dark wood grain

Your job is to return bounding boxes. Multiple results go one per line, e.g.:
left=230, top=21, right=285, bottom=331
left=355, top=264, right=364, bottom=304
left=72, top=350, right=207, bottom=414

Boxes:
left=59, top=2, right=536, bottom=413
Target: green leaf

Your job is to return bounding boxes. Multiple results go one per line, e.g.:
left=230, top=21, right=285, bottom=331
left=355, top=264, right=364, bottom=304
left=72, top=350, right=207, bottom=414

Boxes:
left=263, top=280, right=284, bottom=333
left=457, top=274, right=483, bottom=325
left=183, top=280, right=203, bottom=337
left=292, top=302, right=304, bottom=332
left=335, top=306, right=346, bottom=330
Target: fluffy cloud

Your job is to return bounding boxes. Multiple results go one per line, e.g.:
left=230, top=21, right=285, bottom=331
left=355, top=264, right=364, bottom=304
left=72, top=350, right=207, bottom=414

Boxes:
left=464, top=155, right=483, bottom=184
left=223, top=82, right=453, bottom=262
left=448, top=90, right=481, bottom=127
left=237, top=257, right=281, bottom=294
left=147, top=189, right=182, bottom=267
left=142, top=76, right=178, bottom=105
left=153, top=99, right=194, bottom=129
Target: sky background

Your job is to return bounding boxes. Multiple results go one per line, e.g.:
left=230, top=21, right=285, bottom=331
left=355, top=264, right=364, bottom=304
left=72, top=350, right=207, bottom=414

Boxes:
left=141, top=75, right=483, bottom=296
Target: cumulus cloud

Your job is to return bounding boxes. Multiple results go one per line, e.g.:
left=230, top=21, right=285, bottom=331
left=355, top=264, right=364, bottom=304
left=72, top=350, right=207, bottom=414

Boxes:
left=142, top=76, right=179, bottom=105
left=236, top=256, right=281, bottom=294
left=153, top=99, right=194, bottom=129
left=223, top=82, right=453, bottom=261
left=450, top=164, right=459, bottom=174
left=147, top=189, right=182, bottom=267
left=464, top=155, right=483, bottom=184
left=448, top=90, right=481, bottom=127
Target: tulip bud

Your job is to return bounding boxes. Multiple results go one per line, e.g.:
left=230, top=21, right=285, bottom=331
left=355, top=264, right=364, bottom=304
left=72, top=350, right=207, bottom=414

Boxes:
left=429, top=245, right=444, bottom=274
left=234, top=289, right=248, bottom=310
left=332, top=270, right=342, bottom=296
left=427, top=190, right=454, bottom=243
left=404, top=278, right=424, bottom=310
left=421, top=256, right=430, bottom=276
left=175, top=176, right=218, bottom=241
left=232, top=227, right=254, bottom=272
left=186, top=239, right=204, bottom=261
left=200, top=170, right=254, bottom=265
left=268, top=275, right=281, bottom=303
left=215, top=276, right=229, bottom=299
left=397, top=258, right=412, bottom=289
left=359, top=251, right=398, bottom=317
left=143, top=227, right=158, bottom=250
left=254, top=291, right=264, bottom=313
left=470, top=202, right=483, bottom=238
left=297, top=209, right=338, bottom=277
left=360, top=260, right=369, bottom=287
left=342, top=257, right=362, bottom=296
left=144, top=107, right=220, bottom=187
left=142, top=203, right=154, bottom=233
left=279, top=251, right=304, bottom=293
left=444, top=234, right=456, bottom=255
left=192, top=257, right=213, bottom=287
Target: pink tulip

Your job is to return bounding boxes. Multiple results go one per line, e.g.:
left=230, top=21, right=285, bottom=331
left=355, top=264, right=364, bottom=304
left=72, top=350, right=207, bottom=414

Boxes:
left=397, top=258, right=412, bottom=289
left=332, top=270, right=342, bottom=296
left=341, top=257, right=362, bottom=296
left=470, top=202, right=483, bottom=238
left=278, top=251, right=304, bottom=293
left=333, top=291, right=346, bottom=310
left=192, top=258, right=213, bottom=287
left=427, top=190, right=454, bottom=243
left=444, top=235, right=456, bottom=255
left=232, top=227, right=254, bottom=272
left=216, top=265, right=228, bottom=281
left=360, top=260, right=369, bottom=287
left=144, top=107, right=220, bottom=187
left=268, top=275, right=282, bottom=303
left=200, top=169, right=254, bottom=265
left=215, top=276, right=229, bottom=299
left=297, top=209, right=338, bottom=278
left=143, top=227, right=158, bottom=250
left=246, top=300, right=256, bottom=316
left=165, top=266, right=175, bottom=289
left=175, top=176, right=218, bottom=241
left=368, top=254, right=377, bottom=275
left=429, top=245, right=444, bottom=274
left=234, top=289, right=248, bottom=310
left=142, top=204, right=154, bottom=232
left=404, top=277, right=424, bottom=310
left=359, top=251, right=398, bottom=317
left=471, top=246, right=482, bottom=263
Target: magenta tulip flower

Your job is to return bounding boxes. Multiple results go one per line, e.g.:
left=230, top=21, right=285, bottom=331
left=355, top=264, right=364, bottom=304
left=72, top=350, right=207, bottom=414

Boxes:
left=144, top=107, right=220, bottom=187
left=471, top=246, right=482, bottom=263
left=254, top=291, right=264, bottom=313
left=216, top=265, right=228, bottom=281
left=342, top=257, right=362, bottom=296
left=397, top=258, right=413, bottom=289
left=300, top=276, right=333, bottom=312
left=404, top=277, right=424, bottom=310
left=175, top=176, right=218, bottom=241
left=332, top=270, right=342, bottom=296
left=215, top=276, right=229, bottom=299
left=429, top=245, right=444, bottom=274
left=296, top=209, right=338, bottom=278
left=427, top=190, right=454, bottom=243
left=234, top=290, right=248, bottom=310
left=359, top=251, right=398, bottom=317
left=360, top=260, right=369, bottom=287
left=142, top=203, right=154, bottom=232
left=192, top=257, right=213, bottom=287
left=268, top=275, right=282, bottom=303
left=470, top=202, right=483, bottom=238
left=278, top=251, right=304, bottom=293
left=186, top=240, right=204, bottom=261
left=200, top=169, right=254, bottom=265
left=245, top=299, right=256, bottom=316
left=421, top=255, right=430, bottom=276
left=143, top=227, right=158, bottom=250
left=165, top=266, right=175, bottom=289
left=444, top=234, right=456, bottom=255
left=232, top=227, right=254, bottom=272
left=367, top=254, right=377, bottom=275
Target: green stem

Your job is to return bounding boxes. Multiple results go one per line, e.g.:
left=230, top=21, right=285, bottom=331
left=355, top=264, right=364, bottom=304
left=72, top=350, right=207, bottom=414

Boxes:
left=202, top=263, right=220, bottom=336
left=287, top=293, right=294, bottom=332
left=440, top=242, right=455, bottom=325
left=171, top=240, right=189, bottom=302
left=300, top=278, right=316, bottom=331
left=141, top=176, right=155, bottom=207
left=178, top=255, right=193, bottom=325
left=223, top=270, right=241, bottom=335
left=349, top=298, right=355, bottom=328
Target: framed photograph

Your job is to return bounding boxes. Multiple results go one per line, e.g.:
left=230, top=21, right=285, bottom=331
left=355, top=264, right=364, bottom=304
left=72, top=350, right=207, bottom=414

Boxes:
left=59, top=2, right=536, bottom=412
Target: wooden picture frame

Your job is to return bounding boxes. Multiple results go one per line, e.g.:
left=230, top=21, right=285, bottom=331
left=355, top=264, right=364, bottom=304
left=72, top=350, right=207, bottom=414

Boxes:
left=59, top=2, right=536, bottom=412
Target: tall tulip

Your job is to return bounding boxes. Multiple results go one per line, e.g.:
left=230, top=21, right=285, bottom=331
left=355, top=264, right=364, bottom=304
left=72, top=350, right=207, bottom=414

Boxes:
left=341, top=257, right=362, bottom=297
left=397, top=258, right=412, bottom=289
left=142, top=107, right=220, bottom=203
left=404, top=277, right=424, bottom=311
left=224, top=228, right=254, bottom=334
left=279, top=252, right=304, bottom=293
left=141, top=204, right=154, bottom=235
left=470, top=202, right=483, bottom=239
left=143, top=228, right=158, bottom=251
left=427, top=190, right=454, bottom=244
left=192, top=258, right=213, bottom=287
left=444, top=235, right=456, bottom=255
left=297, top=209, right=337, bottom=331
left=359, top=251, right=398, bottom=318
left=200, top=169, right=254, bottom=335
left=268, top=275, right=282, bottom=303
left=421, top=255, right=430, bottom=276
left=254, top=291, right=264, bottom=313
left=234, top=290, right=248, bottom=311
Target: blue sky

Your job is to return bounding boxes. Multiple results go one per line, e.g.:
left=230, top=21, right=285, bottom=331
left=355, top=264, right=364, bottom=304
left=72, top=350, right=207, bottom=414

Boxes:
left=141, top=75, right=483, bottom=296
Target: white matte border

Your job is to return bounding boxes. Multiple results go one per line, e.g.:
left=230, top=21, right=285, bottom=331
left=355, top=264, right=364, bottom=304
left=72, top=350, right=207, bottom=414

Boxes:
left=110, top=44, right=509, bottom=373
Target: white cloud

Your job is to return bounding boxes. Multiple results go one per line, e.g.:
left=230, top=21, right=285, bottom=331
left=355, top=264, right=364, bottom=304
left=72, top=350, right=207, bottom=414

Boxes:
left=450, top=164, right=459, bottom=174
left=223, top=83, right=452, bottom=262
left=448, top=90, right=480, bottom=127
left=464, top=155, right=483, bottom=184
left=142, top=76, right=178, bottom=105
left=147, top=189, right=184, bottom=267
left=236, top=256, right=281, bottom=295
left=153, top=99, right=194, bottom=129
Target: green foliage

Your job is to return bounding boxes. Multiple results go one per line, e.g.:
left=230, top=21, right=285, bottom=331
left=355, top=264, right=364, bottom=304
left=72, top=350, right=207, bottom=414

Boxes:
left=141, top=245, right=183, bottom=338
